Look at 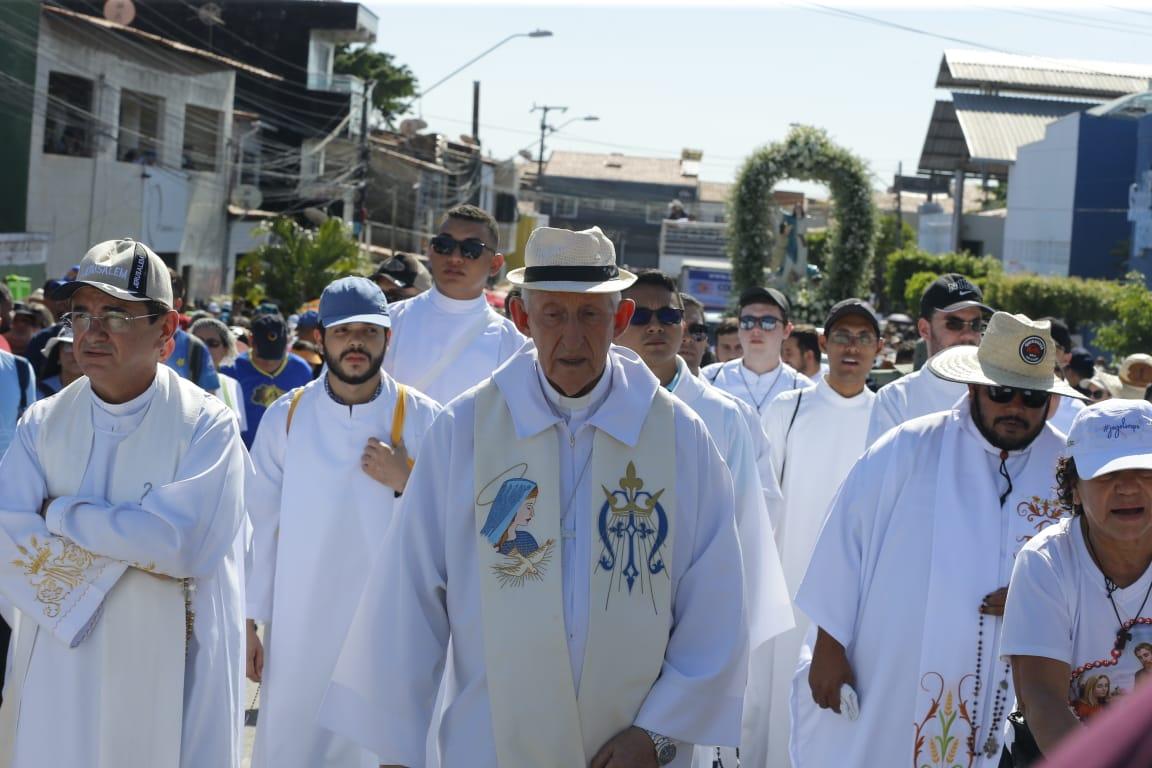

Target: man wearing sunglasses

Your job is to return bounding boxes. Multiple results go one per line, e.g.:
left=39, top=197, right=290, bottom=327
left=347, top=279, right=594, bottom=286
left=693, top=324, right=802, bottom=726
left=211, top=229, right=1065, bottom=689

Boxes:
left=702, top=286, right=812, bottom=421
left=383, top=204, right=524, bottom=405
left=866, top=272, right=991, bottom=446
left=677, top=292, right=711, bottom=376
left=323, top=227, right=747, bottom=768
left=618, top=270, right=792, bottom=768
left=0, top=239, right=247, bottom=766
left=794, top=312, right=1084, bottom=768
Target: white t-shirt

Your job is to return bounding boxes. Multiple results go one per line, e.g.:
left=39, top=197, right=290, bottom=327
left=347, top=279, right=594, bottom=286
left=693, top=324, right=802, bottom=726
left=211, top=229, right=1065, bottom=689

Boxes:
left=1001, top=516, right=1152, bottom=724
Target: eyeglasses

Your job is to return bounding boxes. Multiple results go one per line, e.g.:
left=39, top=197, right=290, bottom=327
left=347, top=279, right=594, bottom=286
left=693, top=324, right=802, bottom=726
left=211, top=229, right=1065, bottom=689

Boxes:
left=942, top=316, right=986, bottom=333
left=430, top=233, right=493, bottom=260
left=686, top=323, right=709, bottom=341
left=739, top=314, right=781, bottom=332
left=827, top=330, right=877, bottom=347
left=985, top=385, right=1050, bottom=409
left=1080, top=386, right=1108, bottom=401
left=64, top=311, right=164, bottom=334
left=630, top=306, right=684, bottom=327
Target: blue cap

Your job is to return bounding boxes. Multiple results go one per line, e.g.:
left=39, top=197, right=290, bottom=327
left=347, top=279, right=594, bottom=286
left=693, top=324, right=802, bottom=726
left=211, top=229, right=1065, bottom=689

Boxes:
left=296, top=309, right=321, bottom=330
left=319, top=276, right=390, bottom=329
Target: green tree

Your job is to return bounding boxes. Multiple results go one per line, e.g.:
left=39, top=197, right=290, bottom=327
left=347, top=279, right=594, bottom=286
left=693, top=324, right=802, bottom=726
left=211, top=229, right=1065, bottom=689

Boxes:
left=334, top=45, right=418, bottom=121
left=1094, top=273, right=1152, bottom=358
left=873, top=213, right=915, bottom=309
left=234, top=217, right=366, bottom=310
left=884, top=248, right=1001, bottom=312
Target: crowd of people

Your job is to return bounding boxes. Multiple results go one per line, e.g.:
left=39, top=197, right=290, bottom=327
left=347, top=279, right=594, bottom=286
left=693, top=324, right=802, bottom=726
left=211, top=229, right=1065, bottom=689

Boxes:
left=1, top=204, right=1152, bottom=768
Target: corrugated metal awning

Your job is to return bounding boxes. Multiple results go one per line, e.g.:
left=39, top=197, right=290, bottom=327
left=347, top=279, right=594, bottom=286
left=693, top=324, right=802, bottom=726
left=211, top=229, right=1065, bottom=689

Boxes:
left=938, top=49, right=1152, bottom=100
left=917, top=93, right=1094, bottom=177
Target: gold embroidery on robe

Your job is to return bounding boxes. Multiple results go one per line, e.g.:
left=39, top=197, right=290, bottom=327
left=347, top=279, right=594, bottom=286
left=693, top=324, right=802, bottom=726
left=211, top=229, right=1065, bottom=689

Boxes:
left=11, top=536, right=96, bottom=618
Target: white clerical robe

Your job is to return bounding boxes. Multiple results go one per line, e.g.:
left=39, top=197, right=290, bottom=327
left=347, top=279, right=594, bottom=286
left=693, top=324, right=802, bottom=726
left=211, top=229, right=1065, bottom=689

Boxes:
left=247, top=375, right=441, bottom=768
left=1047, top=393, right=1083, bottom=437
left=320, top=345, right=748, bottom=768
left=383, top=286, right=525, bottom=405
left=792, top=399, right=1067, bottom=768
left=702, top=359, right=812, bottom=431
left=0, top=369, right=247, bottom=767
left=673, top=357, right=793, bottom=768
left=865, top=365, right=965, bottom=446
left=756, top=379, right=874, bottom=768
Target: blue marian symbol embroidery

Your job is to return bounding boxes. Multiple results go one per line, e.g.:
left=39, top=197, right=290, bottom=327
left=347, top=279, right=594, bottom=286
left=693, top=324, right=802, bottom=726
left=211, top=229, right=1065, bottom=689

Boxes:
left=597, top=462, right=669, bottom=610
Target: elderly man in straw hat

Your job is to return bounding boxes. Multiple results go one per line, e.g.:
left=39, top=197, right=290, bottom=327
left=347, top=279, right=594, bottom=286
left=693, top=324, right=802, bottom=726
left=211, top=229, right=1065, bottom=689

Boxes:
left=320, top=226, right=747, bottom=767
left=789, top=312, right=1086, bottom=768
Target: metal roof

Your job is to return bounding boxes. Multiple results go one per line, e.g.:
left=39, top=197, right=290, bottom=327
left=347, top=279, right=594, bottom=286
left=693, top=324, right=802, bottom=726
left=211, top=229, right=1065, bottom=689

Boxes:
left=918, top=93, right=1094, bottom=177
left=938, top=49, right=1152, bottom=100
left=544, top=151, right=697, bottom=187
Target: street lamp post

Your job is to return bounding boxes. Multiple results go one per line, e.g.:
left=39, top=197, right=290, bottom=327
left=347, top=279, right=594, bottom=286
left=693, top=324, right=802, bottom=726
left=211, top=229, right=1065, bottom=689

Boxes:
left=404, top=29, right=552, bottom=113
left=531, top=111, right=599, bottom=179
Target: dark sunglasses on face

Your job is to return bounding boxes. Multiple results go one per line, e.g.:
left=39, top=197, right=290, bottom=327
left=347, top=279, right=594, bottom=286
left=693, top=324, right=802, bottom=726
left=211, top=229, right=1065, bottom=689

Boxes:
left=686, top=323, right=709, bottom=341
left=739, top=314, right=781, bottom=332
left=630, top=306, right=684, bottom=327
left=430, top=233, right=492, bottom=260
left=943, top=316, right=986, bottom=333
left=1078, top=385, right=1108, bottom=401
left=985, top=385, right=1050, bottom=409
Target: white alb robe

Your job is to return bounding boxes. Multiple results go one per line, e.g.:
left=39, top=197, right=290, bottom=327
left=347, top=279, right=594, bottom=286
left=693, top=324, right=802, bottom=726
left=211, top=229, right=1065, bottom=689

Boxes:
left=246, top=375, right=441, bottom=768
left=383, top=286, right=525, bottom=405
left=0, top=368, right=247, bottom=768
left=672, top=357, right=793, bottom=768
left=792, top=399, right=1067, bottom=768
left=1047, top=393, right=1083, bottom=437
left=702, top=359, right=812, bottom=430
left=320, top=345, right=748, bottom=768
left=865, top=365, right=965, bottom=446
left=756, top=378, right=874, bottom=768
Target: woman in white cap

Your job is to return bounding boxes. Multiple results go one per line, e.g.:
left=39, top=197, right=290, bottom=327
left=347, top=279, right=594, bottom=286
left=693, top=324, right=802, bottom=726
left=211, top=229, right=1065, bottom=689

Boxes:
left=190, top=317, right=247, bottom=433
left=1001, top=399, right=1152, bottom=760
left=36, top=326, right=81, bottom=397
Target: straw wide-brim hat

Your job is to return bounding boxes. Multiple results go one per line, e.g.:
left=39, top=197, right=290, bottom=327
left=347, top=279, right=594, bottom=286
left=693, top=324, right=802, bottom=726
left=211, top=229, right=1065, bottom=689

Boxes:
left=507, top=226, right=637, bottom=294
left=927, top=311, right=1087, bottom=400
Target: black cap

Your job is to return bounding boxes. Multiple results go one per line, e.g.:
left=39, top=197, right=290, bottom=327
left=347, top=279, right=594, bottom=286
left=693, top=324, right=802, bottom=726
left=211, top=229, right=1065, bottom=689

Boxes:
left=824, top=298, right=880, bottom=336
left=1043, top=317, right=1072, bottom=352
left=251, top=313, right=288, bottom=360
left=919, top=273, right=991, bottom=318
left=739, top=285, right=790, bottom=320
left=1068, top=347, right=1095, bottom=379
left=372, top=253, right=430, bottom=291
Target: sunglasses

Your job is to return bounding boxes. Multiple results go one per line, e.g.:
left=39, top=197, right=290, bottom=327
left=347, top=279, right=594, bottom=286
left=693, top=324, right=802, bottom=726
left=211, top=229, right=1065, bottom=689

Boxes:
left=630, top=306, right=684, bottom=327
left=985, top=385, right=1050, bottom=409
left=430, top=233, right=492, bottom=260
left=739, top=314, right=781, bottom=332
left=686, top=323, right=709, bottom=341
left=1079, top=386, right=1108, bottom=401
left=943, top=316, right=986, bottom=333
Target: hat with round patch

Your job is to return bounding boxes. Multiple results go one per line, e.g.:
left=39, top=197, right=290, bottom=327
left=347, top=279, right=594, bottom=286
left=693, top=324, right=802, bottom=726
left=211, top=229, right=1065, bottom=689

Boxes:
left=926, top=311, right=1086, bottom=400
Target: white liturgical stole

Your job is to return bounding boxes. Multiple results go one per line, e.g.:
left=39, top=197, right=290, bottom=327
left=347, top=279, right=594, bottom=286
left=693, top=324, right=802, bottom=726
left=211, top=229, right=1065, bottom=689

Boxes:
left=1, top=369, right=197, bottom=768
left=473, top=379, right=677, bottom=766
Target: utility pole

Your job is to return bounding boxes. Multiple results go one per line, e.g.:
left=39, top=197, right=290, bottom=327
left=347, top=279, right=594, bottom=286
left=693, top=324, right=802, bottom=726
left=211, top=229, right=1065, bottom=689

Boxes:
left=472, top=80, right=480, bottom=142
left=895, top=161, right=904, bottom=248
left=531, top=103, right=567, bottom=180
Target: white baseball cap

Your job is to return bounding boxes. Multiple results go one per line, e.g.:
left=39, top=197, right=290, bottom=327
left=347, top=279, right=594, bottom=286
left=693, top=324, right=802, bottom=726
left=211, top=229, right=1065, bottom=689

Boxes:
left=1067, top=399, right=1152, bottom=479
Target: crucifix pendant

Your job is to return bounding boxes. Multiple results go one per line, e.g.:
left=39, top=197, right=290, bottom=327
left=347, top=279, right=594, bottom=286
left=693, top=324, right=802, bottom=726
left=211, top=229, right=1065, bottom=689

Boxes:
left=982, top=734, right=999, bottom=759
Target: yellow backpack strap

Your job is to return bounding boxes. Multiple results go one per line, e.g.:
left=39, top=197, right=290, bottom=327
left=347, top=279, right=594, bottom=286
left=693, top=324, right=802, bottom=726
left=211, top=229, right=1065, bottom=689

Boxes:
left=285, top=387, right=306, bottom=435
left=392, top=384, right=415, bottom=469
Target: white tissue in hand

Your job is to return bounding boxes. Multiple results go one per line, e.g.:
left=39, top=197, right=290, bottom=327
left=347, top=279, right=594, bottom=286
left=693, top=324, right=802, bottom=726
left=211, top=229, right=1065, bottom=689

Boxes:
left=840, top=683, right=860, bottom=721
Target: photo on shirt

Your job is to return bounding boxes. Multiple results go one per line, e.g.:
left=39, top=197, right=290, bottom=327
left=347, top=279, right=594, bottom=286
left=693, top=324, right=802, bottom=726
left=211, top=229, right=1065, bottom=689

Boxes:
left=1069, top=619, right=1152, bottom=722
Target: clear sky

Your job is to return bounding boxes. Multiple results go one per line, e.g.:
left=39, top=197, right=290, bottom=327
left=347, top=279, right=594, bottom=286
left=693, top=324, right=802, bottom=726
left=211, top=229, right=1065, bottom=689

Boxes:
left=363, top=2, right=1152, bottom=193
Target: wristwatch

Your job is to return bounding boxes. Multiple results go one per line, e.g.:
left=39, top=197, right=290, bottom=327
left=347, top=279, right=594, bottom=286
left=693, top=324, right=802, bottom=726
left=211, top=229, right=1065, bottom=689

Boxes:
left=641, top=728, right=677, bottom=766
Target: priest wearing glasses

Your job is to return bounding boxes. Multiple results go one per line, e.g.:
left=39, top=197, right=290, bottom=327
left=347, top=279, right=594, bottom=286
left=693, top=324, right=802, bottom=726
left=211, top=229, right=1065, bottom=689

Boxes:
left=0, top=239, right=248, bottom=767
left=321, top=226, right=748, bottom=767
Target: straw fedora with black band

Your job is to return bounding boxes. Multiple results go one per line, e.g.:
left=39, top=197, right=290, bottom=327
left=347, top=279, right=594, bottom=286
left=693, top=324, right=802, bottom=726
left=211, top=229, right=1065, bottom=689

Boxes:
left=507, top=226, right=637, bottom=294
left=927, top=312, right=1087, bottom=400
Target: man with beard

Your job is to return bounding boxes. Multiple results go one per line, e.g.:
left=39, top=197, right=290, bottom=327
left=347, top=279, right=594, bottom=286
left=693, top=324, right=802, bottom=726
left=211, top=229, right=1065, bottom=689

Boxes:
left=866, top=273, right=990, bottom=445
left=245, top=277, right=441, bottom=768
left=791, top=313, right=1085, bottom=768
